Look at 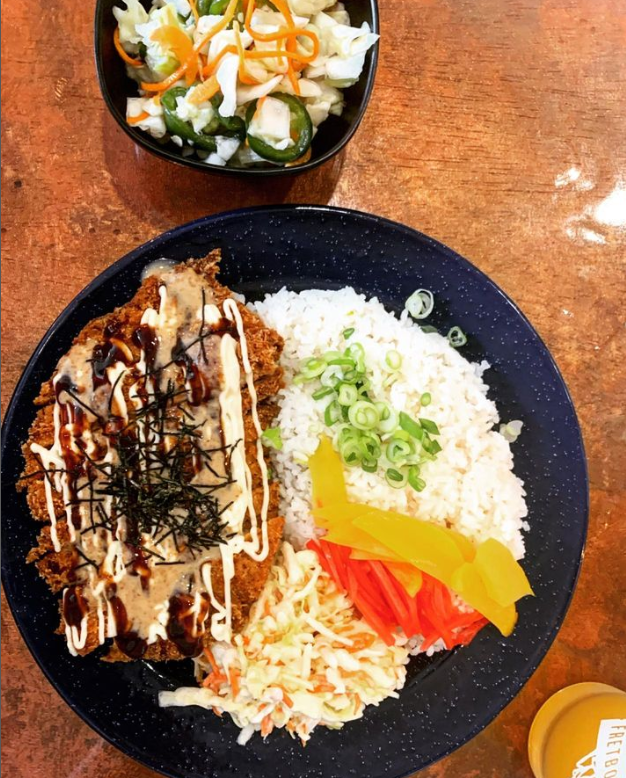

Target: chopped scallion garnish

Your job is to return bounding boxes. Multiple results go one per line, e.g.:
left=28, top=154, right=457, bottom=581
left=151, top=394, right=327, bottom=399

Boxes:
left=399, top=411, right=423, bottom=440
left=405, top=289, right=434, bottom=320
left=298, top=328, right=445, bottom=490
left=261, top=427, right=283, bottom=450
left=312, top=386, right=334, bottom=401
left=385, top=350, right=402, bottom=370
left=447, top=326, right=467, bottom=348
left=419, top=418, right=440, bottom=435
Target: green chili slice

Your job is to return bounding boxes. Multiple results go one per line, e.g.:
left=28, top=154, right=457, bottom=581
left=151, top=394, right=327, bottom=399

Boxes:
left=245, top=93, right=312, bottom=164
left=162, top=87, right=218, bottom=151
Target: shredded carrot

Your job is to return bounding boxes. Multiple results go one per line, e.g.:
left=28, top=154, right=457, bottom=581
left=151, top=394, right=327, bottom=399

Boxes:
left=150, top=26, right=199, bottom=87
left=127, top=110, right=151, bottom=125
left=261, top=714, right=274, bottom=737
left=114, top=27, right=144, bottom=67
left=188, top=0, right=199, bottom=21
left=244, top=0, right=319, bottom=60
left=203, top=647, right=220, bottom=674
left=212, top=706, right=223, bottom=717
left=345, top=633, right=376, bottom=651
left=141, top=0, right=239, bottom=92
left=242, top=48, right=314, bottom=65
left=270, top=0, right=300, bottom=94
left=228, top=667, right=241, bottom=697
left=276, top=685, right=293, bottom=707
left=202, top=44, right=237, bottom=76
left=187, top=75, right=220, bottom=104
left=234, top=21, right=259, bottom=84
left=312, top=682, right=335, bottom=693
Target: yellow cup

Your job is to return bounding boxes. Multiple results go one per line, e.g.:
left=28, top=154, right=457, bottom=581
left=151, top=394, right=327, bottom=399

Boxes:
left=528, top=682, right=626, bottom=778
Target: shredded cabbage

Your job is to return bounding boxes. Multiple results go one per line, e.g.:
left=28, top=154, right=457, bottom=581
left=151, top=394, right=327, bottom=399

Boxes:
left=159, top=543, right=409, bottom=744
left=113, top=0, right=149, bottom=46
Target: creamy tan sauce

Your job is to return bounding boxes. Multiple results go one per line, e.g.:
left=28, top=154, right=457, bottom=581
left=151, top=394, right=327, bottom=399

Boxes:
left=30, top=265, right=269, bottom=657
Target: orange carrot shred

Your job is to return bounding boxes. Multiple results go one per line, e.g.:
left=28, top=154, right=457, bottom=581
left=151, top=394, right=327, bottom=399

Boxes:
left=141, top=0, right=238, bottom=92
left=127, top=110, right=151, bottom=125
left=114, top=28, right=144, bottom=67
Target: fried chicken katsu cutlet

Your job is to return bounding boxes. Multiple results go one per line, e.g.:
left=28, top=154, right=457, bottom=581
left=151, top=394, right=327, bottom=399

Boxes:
left=18, top=251, right=284, bottom=661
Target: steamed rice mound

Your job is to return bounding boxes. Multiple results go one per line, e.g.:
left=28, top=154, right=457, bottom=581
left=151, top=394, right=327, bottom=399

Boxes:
left=252, top=287, right=529, bottom=559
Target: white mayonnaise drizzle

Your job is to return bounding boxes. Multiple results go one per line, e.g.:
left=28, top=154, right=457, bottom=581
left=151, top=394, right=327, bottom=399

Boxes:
left=28, top=265, right=272, bottom=655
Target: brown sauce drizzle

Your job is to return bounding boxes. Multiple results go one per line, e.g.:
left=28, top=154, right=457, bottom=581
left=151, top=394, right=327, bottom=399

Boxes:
left=167, top=592, right=210, bottom=657
left=132, top=324, right=159, bottom=371
left=47, top=274, right=242, bottom=660
left=62, top=584, right=89, bottom=628
left=91, top=329, right=135, bottom=389
left=108, top=586, right=148, bottom=659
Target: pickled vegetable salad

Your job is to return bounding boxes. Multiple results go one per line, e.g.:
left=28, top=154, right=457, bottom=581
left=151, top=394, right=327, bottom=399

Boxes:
left=113, top=0, right=379, bottom=167
left=159, top=543, right=409, bottom=744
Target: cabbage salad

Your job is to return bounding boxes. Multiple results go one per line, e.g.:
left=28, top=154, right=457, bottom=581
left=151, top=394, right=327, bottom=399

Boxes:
left=113, top=0, right=378, bottom=167
left=159, top=543, right=409, bottom=744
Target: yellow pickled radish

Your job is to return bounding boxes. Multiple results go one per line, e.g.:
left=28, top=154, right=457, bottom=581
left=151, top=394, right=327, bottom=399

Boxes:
left=383, top=562, right=423, bottom=597
left=323, top=521, right=404, bottom=563
left=474, top=538, right=534, bottom=607
left=312, top=502, right=368, bottom=529
left=308, top=436, right=347, bottom=509
left=447, top=529, right=476, bottom=562
left=353, top=510, right=466, bottom=588
left=451, top=563, right=518, bottom=636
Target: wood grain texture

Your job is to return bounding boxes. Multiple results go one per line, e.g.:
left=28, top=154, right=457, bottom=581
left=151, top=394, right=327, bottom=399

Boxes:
left=2, top=0, right=625, bottom=776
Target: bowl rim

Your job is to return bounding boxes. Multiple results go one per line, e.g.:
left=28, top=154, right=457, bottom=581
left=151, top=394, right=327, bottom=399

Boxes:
left=1, top=204, right=589, bottom=778
left=93, top=0, right=380, bottom=177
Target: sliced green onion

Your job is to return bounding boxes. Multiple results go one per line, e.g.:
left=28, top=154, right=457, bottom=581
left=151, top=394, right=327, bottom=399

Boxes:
left=348, top=401, right=379, bottom=430
left=327, top=356, right=355, bottom=367
left=447, top=326, right=467, bottom=348
left=343, top=327, right=355, bottom=339
left=386, top=437, right=415, bottom=464
left=261, top=427, right=283, bottom=450
left=359, top=431, right=382, bottom=460
left=300, top=357, right=327, bottom=378
left=382, top=374, right=398, bottom=389
left=339, top=438, right=362, bottom=466
left=324, top=401, right=342, bottom=427
left=320, top=365, right=343, bottom=387
left=419, top=418, right=440, bottom=435
left=399, top=411, right=424, bottom=440
left=405, top=289, right=434, bottom=320
left=422, top=437, right=442, bottom=456
left=378, top=407, right=398, bottom=434
left=385, top=467, right=408, bottom=488
left=361, top=457, right=378, bottom=473
left=385, top=350, right=402, bottom=370
left=341, top=368, right=361, bottom=385
left=500, top=420, right=523, bottom=443
left=312, top=386, right=334, bottom=401
left=374, top=402, right=390, bottom=421
left=345, top=343, right=365, bottom=372
left=408, top=466, right=426, bottom=492
left=420, top=325, right=438, bottom=334
left=420, top=392, right=431, bottom=406
left=337, top=383, right=358, bottom=406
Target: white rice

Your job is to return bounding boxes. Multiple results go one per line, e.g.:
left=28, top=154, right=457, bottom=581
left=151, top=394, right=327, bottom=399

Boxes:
left=251, top=287, right=529, bottom=560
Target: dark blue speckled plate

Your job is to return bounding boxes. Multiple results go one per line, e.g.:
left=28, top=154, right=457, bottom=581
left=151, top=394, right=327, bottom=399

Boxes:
left=1, top=206, right=588, bottom=778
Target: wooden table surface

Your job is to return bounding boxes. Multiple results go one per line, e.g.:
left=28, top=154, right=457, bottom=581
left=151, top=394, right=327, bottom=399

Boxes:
left=2, top=0, right=625, bottom=776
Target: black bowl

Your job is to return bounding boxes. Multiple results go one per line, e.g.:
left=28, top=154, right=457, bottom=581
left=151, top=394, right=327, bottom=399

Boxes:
left=1, top=206, right=588, bottom=777
left=94, top=1, right=379, bottom=177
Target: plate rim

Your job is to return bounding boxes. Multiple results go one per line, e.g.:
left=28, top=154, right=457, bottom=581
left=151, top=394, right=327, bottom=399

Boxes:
left=1, top=204, right=589, bottom=777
